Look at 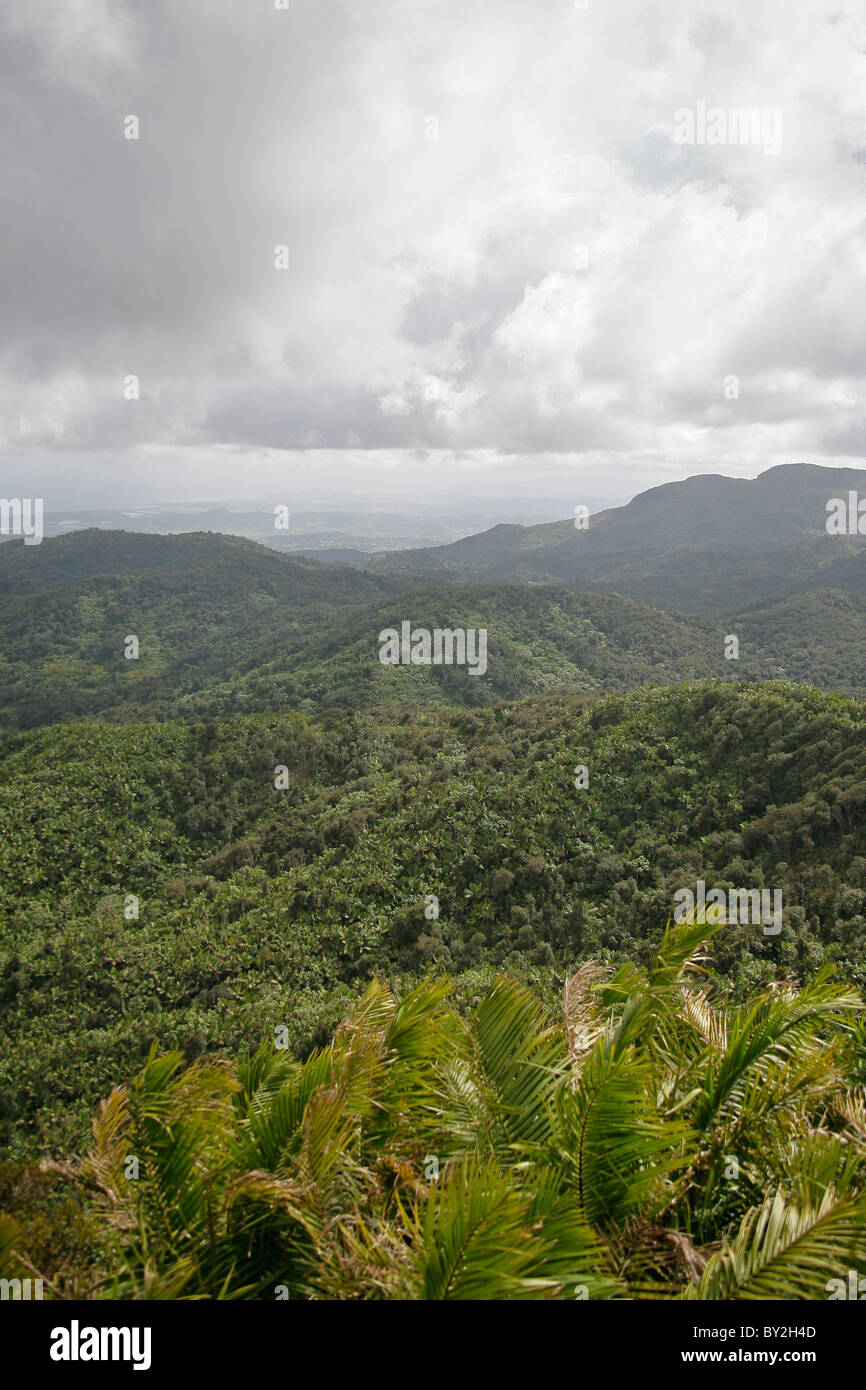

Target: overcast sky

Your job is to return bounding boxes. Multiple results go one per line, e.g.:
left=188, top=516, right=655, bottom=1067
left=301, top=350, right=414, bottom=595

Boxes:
left=1, top=0, right=865, bottom=508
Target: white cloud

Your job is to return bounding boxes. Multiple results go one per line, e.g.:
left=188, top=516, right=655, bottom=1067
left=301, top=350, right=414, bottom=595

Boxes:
left=0, top=0, right=864, bottom=503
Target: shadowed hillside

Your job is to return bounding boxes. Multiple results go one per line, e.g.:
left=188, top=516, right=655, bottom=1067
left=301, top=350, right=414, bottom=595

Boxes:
left=332, top=464, right=866, bottom=612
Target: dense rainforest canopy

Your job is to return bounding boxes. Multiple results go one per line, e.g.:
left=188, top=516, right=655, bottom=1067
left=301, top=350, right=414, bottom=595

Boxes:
left=3, top=527, right=866, bottom=1299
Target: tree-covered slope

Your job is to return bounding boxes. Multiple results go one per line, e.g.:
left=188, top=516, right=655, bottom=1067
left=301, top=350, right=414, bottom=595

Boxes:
left=4, top=680, right=866, bottom=1159
left=0, top=531, right=407, bottom=727
left=7, top=529, right=866, bottom=726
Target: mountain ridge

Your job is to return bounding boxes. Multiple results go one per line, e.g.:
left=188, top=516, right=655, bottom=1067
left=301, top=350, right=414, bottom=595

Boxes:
left=318, top=462, right=866, bottom=609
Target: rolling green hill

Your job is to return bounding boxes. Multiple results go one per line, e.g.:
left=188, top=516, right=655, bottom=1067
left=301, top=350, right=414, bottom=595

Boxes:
left=6, top=527, right=866, bottom=728
left=4, top=502, right=866, bottom=1302
left=3, top=680, right=866, bottom=1160
left=0, top=531, right=405, bottom=727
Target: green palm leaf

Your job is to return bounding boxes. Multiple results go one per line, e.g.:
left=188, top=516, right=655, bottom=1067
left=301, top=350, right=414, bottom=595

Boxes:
left=684, top=1189, right=866, bottom=1300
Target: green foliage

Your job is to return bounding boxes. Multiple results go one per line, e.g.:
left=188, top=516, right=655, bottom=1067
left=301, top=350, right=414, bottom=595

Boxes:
left=5, top=680, right=866, bottom=1157
left=5, top=522, right=866, bottom=1300
left=6, top=929, right=865, bottom=1300
left=6, top=529, right=866, bottom=729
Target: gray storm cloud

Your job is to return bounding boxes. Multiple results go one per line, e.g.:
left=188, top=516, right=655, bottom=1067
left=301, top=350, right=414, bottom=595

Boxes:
left=1, top=0, right=865, bottom=504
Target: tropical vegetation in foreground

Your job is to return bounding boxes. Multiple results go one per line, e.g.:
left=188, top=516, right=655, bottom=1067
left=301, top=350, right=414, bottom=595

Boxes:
left=4, top=920, right=866, bottom=1299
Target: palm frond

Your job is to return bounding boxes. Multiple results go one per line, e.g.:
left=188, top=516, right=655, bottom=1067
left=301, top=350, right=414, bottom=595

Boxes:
left=684, top=1188, right=866, bottom=1300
